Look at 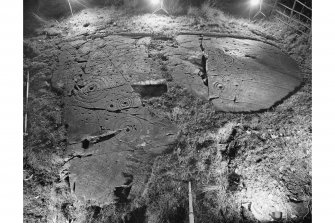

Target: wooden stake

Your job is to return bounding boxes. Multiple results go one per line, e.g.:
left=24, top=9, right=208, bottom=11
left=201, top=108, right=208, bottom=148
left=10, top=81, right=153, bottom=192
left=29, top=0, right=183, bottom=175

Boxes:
left=189, top=181, right=194, bottom=223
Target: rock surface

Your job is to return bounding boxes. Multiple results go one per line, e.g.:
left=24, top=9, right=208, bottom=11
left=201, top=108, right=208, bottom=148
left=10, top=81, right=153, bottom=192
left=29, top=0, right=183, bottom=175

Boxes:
left=204, top=37, right=302, bottom=112
left=164, top=35, right=209, bottom=99
left=53, top=35, right=179, bottom=205
left=163, top=35, right=302, bottom=112
left=52, top=33, right=302, bottom=205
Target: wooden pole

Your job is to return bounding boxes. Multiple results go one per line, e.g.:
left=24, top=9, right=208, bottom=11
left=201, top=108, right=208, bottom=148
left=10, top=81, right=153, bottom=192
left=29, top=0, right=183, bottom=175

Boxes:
left=290, top=0, right=297, bottom=18
left=188, top=181, right=194, bottom=223
left=24, top=71, right=30, bottom=136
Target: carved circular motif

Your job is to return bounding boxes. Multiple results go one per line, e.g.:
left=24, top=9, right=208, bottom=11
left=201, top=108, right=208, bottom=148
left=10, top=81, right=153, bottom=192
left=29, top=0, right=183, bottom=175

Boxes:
left=213, top=81, right=224, bottom=90
left=73, top=76, right=112, bottom=103
left=109, top=94, right=138, bottom=111
left=111, top=116, right=143, bottom=143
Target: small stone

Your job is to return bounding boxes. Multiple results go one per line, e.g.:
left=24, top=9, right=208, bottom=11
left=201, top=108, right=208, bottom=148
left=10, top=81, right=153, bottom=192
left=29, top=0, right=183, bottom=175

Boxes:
left=235, top=168, right=242, bottom=175
left=188, top=53, right=203, bottom=66
left=55, top=81, right=64, bottom=90
left=260, top=132, right=268, bottom=140
left=44, top=28, right=62, bottom=36
left=216, top=122, right=238, bottom=144
left=271, top=211, right=282, bottom=221
left=220, top=145, right=227, bottom=153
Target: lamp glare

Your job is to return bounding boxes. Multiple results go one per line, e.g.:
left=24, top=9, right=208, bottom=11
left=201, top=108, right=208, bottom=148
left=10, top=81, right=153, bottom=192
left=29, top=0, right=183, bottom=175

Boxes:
left=250, top=0, right=260, bottom=6
left=151, top=0, right=160, bottom=5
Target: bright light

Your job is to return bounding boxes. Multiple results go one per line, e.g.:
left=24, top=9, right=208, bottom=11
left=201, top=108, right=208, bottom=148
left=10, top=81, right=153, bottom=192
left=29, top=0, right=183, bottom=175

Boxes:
left=250, top=0, right=260, bottom=6
left=151, top=0, right=160, bottom=5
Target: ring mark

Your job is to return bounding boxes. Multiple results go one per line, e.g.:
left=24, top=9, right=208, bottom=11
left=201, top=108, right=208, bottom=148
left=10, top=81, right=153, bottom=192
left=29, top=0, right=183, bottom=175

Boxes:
left=109, top=116, right=143, bottom=143
left=213, top=81, right=224, bottom=91
left=108, top=93, right=140, bottom=111
left=73, top=76, right=125, bottom=104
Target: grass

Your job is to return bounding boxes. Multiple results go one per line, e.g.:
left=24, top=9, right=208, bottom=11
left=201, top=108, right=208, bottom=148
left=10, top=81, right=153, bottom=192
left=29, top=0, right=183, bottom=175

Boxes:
left=23, top=35, right=71, bottom=222
left=23, top=2, right=311, bottom=222
left=141, top=81, right=311, bottom=222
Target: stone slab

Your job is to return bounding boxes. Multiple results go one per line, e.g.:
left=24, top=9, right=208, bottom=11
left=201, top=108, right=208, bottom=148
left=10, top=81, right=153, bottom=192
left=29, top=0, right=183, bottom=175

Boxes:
left=164, top=35, right=208, bottom=99
left=53, top=35, right=179, bottom=205
left=204, top=37, right=302, bottom=112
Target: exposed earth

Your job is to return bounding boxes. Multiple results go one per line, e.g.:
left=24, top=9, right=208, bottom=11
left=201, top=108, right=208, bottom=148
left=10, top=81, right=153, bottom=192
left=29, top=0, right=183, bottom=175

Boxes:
left=23, top=4, right=311, bottom=223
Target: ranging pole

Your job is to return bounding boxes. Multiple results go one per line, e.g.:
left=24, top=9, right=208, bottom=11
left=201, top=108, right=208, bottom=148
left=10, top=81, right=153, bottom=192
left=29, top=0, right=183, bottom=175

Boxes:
left=189, top=181, right=194, bottom=223
left=24, top=71, right=30, bottom=136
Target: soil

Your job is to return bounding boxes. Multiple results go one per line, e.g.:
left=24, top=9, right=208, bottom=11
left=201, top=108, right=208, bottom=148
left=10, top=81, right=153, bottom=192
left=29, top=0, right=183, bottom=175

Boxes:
left=23, top=5, right=311, bottom=223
